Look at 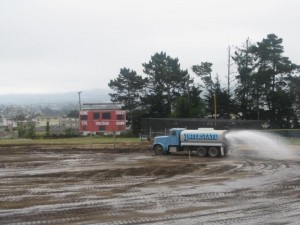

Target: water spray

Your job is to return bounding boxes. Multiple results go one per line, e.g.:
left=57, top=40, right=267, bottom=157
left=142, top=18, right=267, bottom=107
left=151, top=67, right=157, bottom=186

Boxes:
left=225, top=130, right=295, bottom=160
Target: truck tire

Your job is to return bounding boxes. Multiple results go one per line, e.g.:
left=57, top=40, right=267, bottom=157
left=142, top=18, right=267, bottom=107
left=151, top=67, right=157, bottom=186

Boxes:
left=154, top=145, right=164, bottom=155
left=196, top=147, right=207, bottom=157
left=208, top=147, right=220, bottom=157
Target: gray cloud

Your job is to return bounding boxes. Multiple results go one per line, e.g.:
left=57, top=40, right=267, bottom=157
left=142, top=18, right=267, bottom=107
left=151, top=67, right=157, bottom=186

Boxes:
left=0, top=0, right=299, bottom=94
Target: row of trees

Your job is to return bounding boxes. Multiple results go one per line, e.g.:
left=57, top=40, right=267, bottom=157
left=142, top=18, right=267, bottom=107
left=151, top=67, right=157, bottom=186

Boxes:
left=108, top=34, right=300, bottom=131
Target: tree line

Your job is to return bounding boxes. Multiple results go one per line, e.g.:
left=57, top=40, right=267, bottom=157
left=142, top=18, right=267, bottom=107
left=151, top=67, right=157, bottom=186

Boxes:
left=108, top=34, right=300, bottom=131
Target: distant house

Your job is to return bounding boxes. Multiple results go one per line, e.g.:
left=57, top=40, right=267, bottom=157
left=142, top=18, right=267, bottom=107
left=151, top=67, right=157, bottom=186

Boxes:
left=60, top=117, right=79, bottom=128
left=34, top=117, right=79, bottom=135
left=79, top=103, right=126, bottom=135
left=0, top=118, right=17, bottom=138
left=35, top=117, right=60, bottom=128
left=0, top=118, right=17, bottom=130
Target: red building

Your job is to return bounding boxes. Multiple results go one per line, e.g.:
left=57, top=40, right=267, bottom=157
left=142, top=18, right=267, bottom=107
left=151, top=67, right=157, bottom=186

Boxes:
left=79, top=103, right=126, bottom=135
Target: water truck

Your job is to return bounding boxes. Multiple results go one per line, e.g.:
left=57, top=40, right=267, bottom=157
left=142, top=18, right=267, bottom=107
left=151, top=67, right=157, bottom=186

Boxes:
left=152, top=128, right=229, bottom=157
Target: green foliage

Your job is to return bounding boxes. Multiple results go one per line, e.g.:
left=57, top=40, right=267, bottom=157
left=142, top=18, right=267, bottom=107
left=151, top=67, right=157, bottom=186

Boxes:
left=108, top=67, right=147, bottom=112
left=265, top=90, right=296, bottom=128
left=17, top=126, right=26, bottom=138
left=108, top=67, right=148, bottom=133
left=25, top=124, right=36, bottom=139
left=130, top=109, right=149, bottom=135
left=173, top=86, right=206, bottom=118
left=192, top=62, right=213, bottom=90
left=64, top=128, right=77, bottom=137
left=14, top=114, right=26, bottom=121
left=67, top=110, right=79, bottom=118
left=45, top=120, right=50, bottom=138
left=233, top=34, right=299, bottom=127
left=232, top=38, right=257, bottom=119
left=17, top=124, right=36, bottom=139
left=108, top=34, right=300, bottom=129
left=142, top=52, right=193, bottom=117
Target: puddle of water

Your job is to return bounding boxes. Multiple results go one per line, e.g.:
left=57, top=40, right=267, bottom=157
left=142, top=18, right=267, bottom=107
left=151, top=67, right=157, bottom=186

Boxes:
left=226, top=130, right=295, bottom=159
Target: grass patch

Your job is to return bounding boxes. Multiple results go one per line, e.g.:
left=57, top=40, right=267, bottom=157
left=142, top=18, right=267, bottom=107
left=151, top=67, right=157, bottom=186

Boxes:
left=0, top=136, right=143, bottom=146
left=286, top=138, right=300, bottom=145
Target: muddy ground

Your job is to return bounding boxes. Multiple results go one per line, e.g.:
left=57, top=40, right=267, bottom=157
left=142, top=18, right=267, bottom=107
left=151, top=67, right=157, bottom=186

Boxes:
left=0, top=143, right=299, bottom=225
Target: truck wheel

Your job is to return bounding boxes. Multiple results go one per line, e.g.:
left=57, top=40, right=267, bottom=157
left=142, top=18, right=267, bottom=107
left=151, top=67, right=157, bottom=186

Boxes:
left=196, top=147, right=207, bottom=157
left=208, top=147, right=220, bottom=157
left=154, top=145, right=164, bottom=155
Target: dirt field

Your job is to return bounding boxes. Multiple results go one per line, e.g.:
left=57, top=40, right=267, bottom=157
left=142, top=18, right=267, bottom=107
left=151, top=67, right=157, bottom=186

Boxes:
left=0, top=143, right=299, bottom=225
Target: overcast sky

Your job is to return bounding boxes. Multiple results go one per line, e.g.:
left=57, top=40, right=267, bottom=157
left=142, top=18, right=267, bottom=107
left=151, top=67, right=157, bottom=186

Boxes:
left=0, top=0, right=299, bottom=95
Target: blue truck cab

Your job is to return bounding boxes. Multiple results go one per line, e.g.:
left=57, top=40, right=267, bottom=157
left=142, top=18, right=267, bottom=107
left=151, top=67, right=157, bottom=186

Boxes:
left=152, top=128, right=185, bottom=155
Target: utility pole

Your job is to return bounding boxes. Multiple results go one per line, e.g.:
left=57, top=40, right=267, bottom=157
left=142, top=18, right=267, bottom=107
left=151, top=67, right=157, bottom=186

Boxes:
left=214, top=94, right=217, bottom=127
left=227, top=45, right=233, bottom=118
left=227, top=46, right=231, bottom=96
left=78, top=91, right=82, bottom=111
left=77, top=91, right=82, bottom=135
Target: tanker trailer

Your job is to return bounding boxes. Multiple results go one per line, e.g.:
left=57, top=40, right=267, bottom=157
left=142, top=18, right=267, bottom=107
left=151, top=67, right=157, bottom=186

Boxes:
left=152, top=128, right=228, bottom=157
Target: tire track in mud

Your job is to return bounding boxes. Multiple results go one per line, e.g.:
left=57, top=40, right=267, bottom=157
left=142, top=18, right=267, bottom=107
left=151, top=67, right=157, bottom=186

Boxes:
left=0, top=147, right=299, bottom=224
left=96, top=157, right=300, bottom=225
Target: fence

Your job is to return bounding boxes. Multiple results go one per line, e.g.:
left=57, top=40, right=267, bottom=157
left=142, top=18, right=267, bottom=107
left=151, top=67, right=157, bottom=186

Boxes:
left=140, top=118, right=300, bottom=139
left=140, top=118, right=300, bottom=140
left=141, top=118, right=263, bottom=139
left=267, top=129, right=300, bottom=138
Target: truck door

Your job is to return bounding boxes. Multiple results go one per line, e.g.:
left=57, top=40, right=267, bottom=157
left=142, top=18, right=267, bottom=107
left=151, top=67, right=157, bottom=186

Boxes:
left=168, top=130, right=179, bottom=146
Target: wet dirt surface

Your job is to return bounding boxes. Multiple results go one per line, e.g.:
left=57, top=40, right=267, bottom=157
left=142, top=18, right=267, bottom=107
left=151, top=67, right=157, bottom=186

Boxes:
left=0, top=145, right=299, bottom=225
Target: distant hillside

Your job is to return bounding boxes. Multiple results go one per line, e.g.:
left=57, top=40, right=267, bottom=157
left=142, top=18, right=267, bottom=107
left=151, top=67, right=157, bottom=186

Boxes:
left=0, top=89, right=111, bottom=105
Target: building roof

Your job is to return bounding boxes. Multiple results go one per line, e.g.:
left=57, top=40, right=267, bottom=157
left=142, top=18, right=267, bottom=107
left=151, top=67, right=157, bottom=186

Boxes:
left=82, top=103, right=122, bottom=110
